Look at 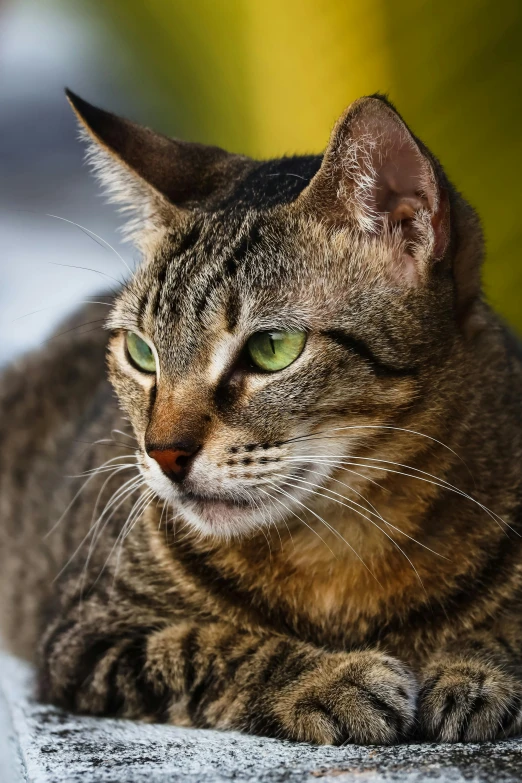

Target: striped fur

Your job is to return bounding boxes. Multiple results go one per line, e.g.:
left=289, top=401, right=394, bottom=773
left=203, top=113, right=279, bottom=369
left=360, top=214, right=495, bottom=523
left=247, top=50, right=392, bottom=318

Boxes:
left=1, top=94, right=522, bottom=745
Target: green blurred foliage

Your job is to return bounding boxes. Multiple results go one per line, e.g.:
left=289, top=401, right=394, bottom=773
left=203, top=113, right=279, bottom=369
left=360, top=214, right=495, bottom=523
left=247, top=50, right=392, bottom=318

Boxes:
left=82, top=0, right=522, bottom=330
left=384, top=0, right=522, bottom=330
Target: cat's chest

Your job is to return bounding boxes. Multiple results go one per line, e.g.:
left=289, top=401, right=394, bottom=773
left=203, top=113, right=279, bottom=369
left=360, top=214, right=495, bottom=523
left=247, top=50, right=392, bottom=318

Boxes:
left=236, top=543, right=424, bottom=645
left=167, top=529, right=432, bottom=646
left=273, top=561, right=393, bottom=634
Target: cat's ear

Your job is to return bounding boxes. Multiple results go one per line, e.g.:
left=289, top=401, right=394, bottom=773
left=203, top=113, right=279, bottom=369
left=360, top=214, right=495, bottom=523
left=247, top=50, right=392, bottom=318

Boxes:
left=297, top=94, right=450, bottom=285
left=66, top=90, right=245, bottom=249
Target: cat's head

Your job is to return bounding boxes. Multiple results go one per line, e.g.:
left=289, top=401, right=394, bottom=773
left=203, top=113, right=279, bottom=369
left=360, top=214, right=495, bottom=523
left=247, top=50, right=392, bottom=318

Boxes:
left=68, top=90, right=484, bottom=539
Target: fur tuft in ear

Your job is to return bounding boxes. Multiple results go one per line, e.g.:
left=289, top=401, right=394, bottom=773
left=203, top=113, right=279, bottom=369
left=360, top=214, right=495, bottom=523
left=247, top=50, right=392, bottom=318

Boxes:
left=298, top=94, right=450, bottom=286
left=66, top=89, right=247, bottom=249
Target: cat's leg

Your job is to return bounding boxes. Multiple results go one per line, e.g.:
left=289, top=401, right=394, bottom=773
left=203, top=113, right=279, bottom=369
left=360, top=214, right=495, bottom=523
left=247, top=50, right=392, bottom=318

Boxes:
left=417, top=631, right=522, bottom=741
left=40, top=616, right=417, bottom=744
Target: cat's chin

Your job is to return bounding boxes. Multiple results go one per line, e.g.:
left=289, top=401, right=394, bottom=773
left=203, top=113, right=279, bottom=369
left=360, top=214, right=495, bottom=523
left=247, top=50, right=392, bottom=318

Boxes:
left=176, top=491, right=261, bottom=539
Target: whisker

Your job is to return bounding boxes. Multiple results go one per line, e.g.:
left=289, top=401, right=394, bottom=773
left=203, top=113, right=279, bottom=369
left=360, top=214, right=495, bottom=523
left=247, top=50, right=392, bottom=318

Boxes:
left=275, top=474, right=427, bottom=594
left=78, top=475, right=145, bottom=596
left=283, top=455, right=514, bottom=536
left=66, top=464, right=137, bottom=480
left=91, top=487, right=154, bottom=590
left=120, top=490, right=156, bottom=546
left=13, top=299, right=114, bottom=322
left=251, top=491, right=280, bottom=555
left=44, top=318, right=108, bottom=344
left=66, top=453, right=137, bottom=478
left=276, top=463, right=447, bottom=559
left=158, top=499, right=169, bottom=532
left=258, top=487, right=333, bottom=556
left=90, top=475, right=145, bottom=551
left=74, top=438, right=135, bottom=450
left=278, top=469, right=446, bottom=559
left=44, top=456, right=137, bottom=538
left=111, top=429, right=137, bottom=443
left=296, top=463, right=389, bottom=513
left=86, top=474, right=144, bottom=545
left=167, top=511, right=184, bottom=544
left=107, top=490, right=157, bottom=595
left=47, top=261, right=123, bottom=288
left=116, top=496, right=156, bottom=584
left=45, top=213, right=133, bottom=275
left=54, top=476, right=145, bottom=585
left=90, top=437, right=137, bottom=450
left=283, top=423, right=467, bottom=465
left=265, top=480, right=380, bottom=581
left=88, top=468, right=141, bottom=550
left=267, top=489, right=296, bottom=549
left=243, top=488, right=271, bottom=548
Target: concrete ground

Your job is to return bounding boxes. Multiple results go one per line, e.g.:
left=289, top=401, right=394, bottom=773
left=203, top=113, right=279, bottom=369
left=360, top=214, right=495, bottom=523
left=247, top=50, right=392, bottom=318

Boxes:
left=2, top=652, right=522, bottom=783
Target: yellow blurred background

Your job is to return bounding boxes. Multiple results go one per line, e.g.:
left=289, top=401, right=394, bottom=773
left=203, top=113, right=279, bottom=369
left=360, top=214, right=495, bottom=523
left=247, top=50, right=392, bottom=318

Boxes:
left=91, top=0, right=522, bottom=330
left=1, top=0, right=521, bottom=364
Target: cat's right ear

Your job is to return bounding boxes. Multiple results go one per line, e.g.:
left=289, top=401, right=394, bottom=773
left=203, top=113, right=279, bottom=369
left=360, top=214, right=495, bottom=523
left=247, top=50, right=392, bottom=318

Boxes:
left=66, top=90, right=245, bottom=249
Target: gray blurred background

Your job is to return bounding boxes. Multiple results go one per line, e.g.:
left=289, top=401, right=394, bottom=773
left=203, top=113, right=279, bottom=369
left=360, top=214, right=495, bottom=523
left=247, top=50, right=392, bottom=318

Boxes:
left=0, top=0, right=142, bottom=365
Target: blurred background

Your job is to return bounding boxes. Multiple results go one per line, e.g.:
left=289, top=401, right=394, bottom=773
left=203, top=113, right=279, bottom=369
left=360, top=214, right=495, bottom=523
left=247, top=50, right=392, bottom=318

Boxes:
left=1, top=0, right=521, bottom=365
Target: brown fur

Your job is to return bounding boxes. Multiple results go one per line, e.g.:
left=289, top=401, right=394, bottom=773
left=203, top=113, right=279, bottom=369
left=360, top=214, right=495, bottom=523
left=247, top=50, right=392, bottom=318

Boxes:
left=1, top=92, right=522, bottom=745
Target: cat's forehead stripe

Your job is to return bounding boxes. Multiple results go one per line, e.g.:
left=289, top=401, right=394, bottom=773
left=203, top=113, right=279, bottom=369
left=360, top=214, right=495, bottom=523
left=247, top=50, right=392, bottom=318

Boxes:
left=149, top=218, right=264, bottom=332
left=152, top=223, right=208, bottom=321
left=192, top=222, right=264, bottom=324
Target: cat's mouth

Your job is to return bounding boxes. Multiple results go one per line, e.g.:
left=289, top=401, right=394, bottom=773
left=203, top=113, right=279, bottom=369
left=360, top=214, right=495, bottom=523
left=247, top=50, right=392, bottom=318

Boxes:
left=176, top=487, right=257, bottom=532
left=172, top=465, right=320, bottom=536
left=179, top=489, right=254, bottom=510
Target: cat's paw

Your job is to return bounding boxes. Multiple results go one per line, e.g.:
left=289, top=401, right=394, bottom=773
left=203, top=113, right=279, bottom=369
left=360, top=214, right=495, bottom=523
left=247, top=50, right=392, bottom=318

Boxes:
left=418, top=659, right=522, bottom=742
left=274, top=650, right=417, bottom=745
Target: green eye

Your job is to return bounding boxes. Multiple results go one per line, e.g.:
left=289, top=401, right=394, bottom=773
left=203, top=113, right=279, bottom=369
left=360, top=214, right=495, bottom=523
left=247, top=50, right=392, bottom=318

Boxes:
left=247, top=330, right=306, bottom=372
left=126, top=331, right=156, bottom=373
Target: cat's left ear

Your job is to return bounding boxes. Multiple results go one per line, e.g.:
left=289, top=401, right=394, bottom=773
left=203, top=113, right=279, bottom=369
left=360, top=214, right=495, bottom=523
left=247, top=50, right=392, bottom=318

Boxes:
left=66, top=90, right=246, bottom=249
left=297, top=94, right=450, bottom=285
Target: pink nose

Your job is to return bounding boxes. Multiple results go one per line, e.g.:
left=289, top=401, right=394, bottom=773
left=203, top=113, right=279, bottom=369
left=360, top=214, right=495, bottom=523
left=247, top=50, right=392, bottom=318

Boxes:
left=148, top=447, right=197, bottom=482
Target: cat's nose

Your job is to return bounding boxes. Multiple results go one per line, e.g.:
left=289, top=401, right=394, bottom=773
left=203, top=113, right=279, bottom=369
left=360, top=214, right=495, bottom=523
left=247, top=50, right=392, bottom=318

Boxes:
left=147, top=443, right=200, bottom=483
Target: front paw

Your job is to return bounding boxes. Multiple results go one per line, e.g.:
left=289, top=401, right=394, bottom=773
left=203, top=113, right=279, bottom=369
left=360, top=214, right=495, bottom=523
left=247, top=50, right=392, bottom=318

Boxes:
left=274, top=651, right=417, bottom=745
left=418, top=659, right=522, bottom=742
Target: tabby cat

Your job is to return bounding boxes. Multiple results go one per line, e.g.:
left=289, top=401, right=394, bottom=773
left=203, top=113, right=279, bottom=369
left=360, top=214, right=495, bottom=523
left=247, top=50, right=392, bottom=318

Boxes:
left=1, top=90, right=522, bottom=746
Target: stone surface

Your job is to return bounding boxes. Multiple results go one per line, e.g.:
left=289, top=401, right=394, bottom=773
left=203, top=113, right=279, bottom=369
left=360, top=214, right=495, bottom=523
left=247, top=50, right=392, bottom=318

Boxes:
left=2, top=652, right=522, bottom=782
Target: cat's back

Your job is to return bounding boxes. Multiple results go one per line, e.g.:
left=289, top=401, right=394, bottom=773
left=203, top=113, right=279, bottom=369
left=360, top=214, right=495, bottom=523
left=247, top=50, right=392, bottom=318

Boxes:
left=0, top=301, right=111, bottom=469
left=0, top=301, right=115, bottom=658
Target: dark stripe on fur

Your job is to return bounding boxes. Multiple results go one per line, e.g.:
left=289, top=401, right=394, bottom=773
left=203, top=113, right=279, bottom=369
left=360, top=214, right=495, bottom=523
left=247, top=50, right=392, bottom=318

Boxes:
left=173, top=540, right=298, bottom=636
left=366, top=519, right=522, bottom=644
left=175, top=222, right=201, bottom=256
left=323, top=330, right=418, bottom=378
left=195, top=224, right=264, bottom=321
left=181, top=626, right=201, bottom=692
left=152, top=259, right=169, bottom=317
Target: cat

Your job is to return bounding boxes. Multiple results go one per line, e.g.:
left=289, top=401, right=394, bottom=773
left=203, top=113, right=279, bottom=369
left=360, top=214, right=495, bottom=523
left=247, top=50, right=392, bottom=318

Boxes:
left=1, top=89, right=522, bottom=746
